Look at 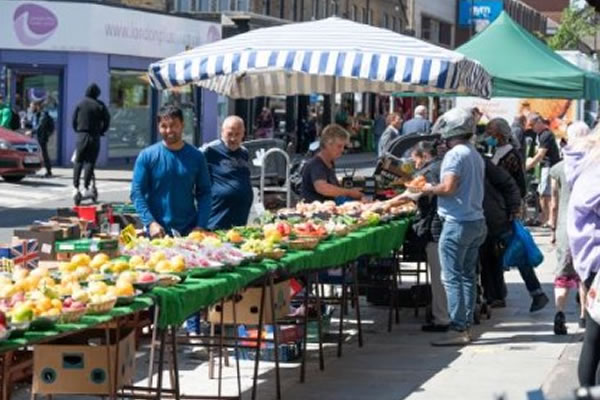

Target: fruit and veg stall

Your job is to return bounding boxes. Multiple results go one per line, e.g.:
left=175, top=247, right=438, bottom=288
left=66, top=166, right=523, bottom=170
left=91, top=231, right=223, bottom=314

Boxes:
left=0, top=198, right=415, bottom=399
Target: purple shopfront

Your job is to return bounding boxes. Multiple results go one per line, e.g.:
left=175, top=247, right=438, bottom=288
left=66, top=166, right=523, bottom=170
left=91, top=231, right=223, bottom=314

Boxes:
left=0, top=1, right=221, bottom=167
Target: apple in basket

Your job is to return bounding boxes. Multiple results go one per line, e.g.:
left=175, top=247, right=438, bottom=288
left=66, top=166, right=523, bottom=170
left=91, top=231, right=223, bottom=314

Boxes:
left=139, top=272, right=157, bottom=283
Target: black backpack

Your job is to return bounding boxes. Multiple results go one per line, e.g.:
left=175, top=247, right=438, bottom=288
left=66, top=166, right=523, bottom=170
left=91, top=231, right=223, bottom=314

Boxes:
left=9, top=109, right=20, bottom=131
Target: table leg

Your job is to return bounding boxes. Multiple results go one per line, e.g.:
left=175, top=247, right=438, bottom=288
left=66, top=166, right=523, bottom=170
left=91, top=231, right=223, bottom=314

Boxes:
left=147, top=305, right=160, bottom=388
left=268, top=274, right=281, bottom=400
left=104, top=326, right=114, bottom=400
left=170, top=326, right=181, bottom=400
left=338, top=265, right=347, bottom=358
left=314, top=273, right=324, bottom=371
left=218, top=298, right=225, bottom=399
left=300, top=273, right=311, bottom=383
left=251, top=278, right=267, bottom=400
left=232, top=291, right=242, bottom=398
left=352, top=263, right=363, bottom=348
left=156, top=329, right=166, bottom=400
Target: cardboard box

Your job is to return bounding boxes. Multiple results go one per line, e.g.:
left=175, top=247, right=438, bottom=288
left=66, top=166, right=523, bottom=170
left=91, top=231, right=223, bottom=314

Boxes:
left=14, top=227, right=64, bottom=261
left=208, top=280, right=291, bottom=325
left=33, top=329, right=136, bottom=396
left=0, top=239, right=39, bottom=269
left=48, top=217, right=83, bottom=239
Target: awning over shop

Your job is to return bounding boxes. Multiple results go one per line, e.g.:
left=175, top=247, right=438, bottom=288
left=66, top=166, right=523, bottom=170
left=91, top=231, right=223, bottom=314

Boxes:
left=148, top=17, right=492, bottom=99
left=457, top=12, right=600, bottom=100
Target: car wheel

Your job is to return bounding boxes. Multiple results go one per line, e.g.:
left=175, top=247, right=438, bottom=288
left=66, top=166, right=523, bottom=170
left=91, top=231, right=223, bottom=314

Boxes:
left=2, top=175, right=25, bottom=183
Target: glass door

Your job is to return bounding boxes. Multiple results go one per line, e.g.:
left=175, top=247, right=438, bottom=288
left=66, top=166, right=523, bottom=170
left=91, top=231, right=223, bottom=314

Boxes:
left=9, top=69, right=62, bottom=163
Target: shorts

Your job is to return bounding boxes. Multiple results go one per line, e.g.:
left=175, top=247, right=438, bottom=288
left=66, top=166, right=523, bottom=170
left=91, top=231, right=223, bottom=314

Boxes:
left=537, top=166, right=551, bottom=197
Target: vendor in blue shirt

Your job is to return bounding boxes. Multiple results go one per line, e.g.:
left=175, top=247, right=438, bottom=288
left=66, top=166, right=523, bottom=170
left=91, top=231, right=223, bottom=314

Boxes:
left=130, top=105, right=211, bottom=237
left=202, top=115, right=253, bottom=229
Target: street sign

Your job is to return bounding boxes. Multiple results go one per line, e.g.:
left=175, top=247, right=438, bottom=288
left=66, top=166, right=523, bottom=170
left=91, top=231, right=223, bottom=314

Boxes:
left=458, top=0, right=504, bottom=29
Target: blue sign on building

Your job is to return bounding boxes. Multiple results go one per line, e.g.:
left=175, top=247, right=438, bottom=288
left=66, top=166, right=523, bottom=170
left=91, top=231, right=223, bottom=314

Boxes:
left=458, top=0, right=504, bottom=27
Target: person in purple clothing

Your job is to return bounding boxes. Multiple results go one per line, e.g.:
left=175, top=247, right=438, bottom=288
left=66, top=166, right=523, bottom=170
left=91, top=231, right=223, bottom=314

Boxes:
left=564, top=125, right=600, bottom=386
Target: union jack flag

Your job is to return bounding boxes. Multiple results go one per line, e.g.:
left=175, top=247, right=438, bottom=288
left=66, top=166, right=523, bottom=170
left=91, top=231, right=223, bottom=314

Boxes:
left=0, top=239, right=39, bottom=270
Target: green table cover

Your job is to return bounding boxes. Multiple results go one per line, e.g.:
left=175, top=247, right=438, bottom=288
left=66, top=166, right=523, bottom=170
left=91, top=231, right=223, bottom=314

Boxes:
left=153, top=218, right=410, bottom=328
left=0, top=296, right=154, bottom=353
left=0, top=218, right=411, bottom=348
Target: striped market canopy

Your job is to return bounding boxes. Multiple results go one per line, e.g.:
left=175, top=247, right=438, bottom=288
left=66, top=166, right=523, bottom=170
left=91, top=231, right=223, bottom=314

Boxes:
left=148, top=17, right=492, bottom=99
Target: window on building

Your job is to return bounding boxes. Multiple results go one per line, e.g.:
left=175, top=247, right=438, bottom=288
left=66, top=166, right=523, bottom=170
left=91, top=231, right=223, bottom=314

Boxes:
left=109, top=70, right=152, bottom=158
left=421, top=15, right=452, bottom=47
left=323, top=1, right=328, bottom=19
left=330, top=1, right=338, bottom=16
left=439, top=21, right=452, bottom=46
left=351, top=5, right=357, bottom=21
left=217, top=0, right=230, bottom=11
left=368, top=9, right=372, bottom=25
left=383, top=13, right=389, bottom=29
left=362, top=7, right=367, bottom=23
left=392, top=16, right=397, bottom=31
left=312, top=0, right=318, bottom=19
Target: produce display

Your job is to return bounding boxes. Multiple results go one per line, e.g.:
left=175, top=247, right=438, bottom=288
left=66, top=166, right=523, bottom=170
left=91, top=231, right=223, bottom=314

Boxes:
left=0, top=198, right=415, bottom=342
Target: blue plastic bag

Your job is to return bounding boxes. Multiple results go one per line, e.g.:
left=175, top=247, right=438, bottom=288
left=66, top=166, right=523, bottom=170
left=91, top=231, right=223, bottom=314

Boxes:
left=502, top=220, right=544, bottom=270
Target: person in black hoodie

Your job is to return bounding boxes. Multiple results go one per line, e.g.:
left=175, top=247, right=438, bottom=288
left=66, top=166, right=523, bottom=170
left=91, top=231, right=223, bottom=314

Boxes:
left=479, top=158, right=522, bottom=308
left=72, top=83, right=110, bottom=199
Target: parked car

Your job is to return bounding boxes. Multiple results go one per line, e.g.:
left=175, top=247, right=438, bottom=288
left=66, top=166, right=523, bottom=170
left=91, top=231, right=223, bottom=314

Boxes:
left=0, top=127, right=42, bottom=182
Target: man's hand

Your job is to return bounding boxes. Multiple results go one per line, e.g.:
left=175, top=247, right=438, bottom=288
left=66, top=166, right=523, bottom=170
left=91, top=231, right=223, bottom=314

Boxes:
left=419, top=183, right=434, bottom=195
left=346, top=188, right=363, bottom=200
left=149, top=222, right=165, bottom=238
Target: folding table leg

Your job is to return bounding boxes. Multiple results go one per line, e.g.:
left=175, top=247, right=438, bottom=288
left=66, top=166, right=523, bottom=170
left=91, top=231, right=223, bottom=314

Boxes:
left=251, top=278, right=267, bottom=400
left=315, top=272, right=324, bottom=371
left=300, top=273, right=311, bottom=383
left=232, top=291, right=242, bottom=398
left=352, top=263, right=363, bottom=348
left=156, top=329, right=167, bottom=400
left=170, top=326, right=181, bottom=400
left=104, top=326, right=114, bottom=400
left=209, top=321, right=215, bottom=379
left=218, top=298, right=225, bottom=399
left=338, top=265, right=348, bottom=358
left=147, top=305, right=160, bottom=388
left=268, top=274, right=282, bottom=400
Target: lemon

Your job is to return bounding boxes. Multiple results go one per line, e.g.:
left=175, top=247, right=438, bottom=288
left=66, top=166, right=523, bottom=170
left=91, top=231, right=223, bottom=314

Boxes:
left=128, top=255, right=144, bottom=268
left=90, top=253, right=110, bottom=270
left=71, top=253, right=91, bottom=267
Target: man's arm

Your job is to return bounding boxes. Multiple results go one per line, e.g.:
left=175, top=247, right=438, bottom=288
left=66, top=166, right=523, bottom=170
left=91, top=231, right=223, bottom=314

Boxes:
left=526, top=148, right=547, bottom=170
left=423, top=173, right=459, bottom=197
left=194, top=153, right=212, bottom=229
left=101, top=103, right=111, bottom=135
left=130, top=153, right=156, bottom=227
left=314, top=180, right=362, bottom=199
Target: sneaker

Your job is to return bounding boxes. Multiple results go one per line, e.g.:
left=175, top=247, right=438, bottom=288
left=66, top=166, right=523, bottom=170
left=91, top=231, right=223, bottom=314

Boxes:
left=72, top=187, right=80, bottom=199
left=530, top=293, right=549, bottom=312
left=82, top=187, right=94, bottom=198
left=490, top=299, right=506, bottom=308
left=554, top=311, right=567, bottom=335
left=421, top=323, right=449, bottom=333
left=43, top=172, right=53, bottom=178
left=431, top=330, right=471, bottom=347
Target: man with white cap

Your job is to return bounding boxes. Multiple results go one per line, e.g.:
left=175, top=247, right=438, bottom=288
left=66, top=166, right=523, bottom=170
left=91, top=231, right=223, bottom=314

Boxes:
left=402, top=105, right=431, bottom=136
left=419, top=108, right=487, bottom=346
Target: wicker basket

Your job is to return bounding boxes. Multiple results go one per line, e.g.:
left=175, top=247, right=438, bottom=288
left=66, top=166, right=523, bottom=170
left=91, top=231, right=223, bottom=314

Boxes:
left=263, top=249, right=286, bottom=260
left=288, top=238, right=320, bottom=250
left=60, top=307, right=87, bottom=323
left=157, top=275, right=181, bottom=287
left=86, top=298, right=117, bottom=314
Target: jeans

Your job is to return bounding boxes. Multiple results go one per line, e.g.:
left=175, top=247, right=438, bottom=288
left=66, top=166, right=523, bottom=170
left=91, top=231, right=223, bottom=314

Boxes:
left=439, top=219, right=487, bottom=331
left=518, top=264, right=543, bottom=296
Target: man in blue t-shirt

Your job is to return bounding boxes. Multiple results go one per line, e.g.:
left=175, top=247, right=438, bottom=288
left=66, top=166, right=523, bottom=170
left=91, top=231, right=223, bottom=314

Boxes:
left=419, top=108, right=487, bottom=347
left=130, top=105, right=211, bottom=237
left=202, top=115, right=253, bottom=230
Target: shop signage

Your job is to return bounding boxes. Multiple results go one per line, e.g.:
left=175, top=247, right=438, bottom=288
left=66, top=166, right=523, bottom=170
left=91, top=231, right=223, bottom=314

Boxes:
left=0, top=1, right=221, bottom=59
left=458, top=0, right=503, bottom=30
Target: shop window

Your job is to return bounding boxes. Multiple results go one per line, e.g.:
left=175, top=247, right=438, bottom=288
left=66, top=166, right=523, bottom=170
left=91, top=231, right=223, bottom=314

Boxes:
left=159, top=85, right=198, bottom=146
left=439, top=21, right=452, bottom=46
left=108, top=70, right=152, bottom=158
left=421, top=15, right=452, bottom=47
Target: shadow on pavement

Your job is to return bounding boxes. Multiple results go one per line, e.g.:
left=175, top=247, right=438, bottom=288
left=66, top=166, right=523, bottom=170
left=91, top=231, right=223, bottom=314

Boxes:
left=0, top=207, right=57, bottom=228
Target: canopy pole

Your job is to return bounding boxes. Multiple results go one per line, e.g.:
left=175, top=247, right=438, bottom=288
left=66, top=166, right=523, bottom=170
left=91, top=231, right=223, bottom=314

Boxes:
left=330, top=77, right=336, bottom=126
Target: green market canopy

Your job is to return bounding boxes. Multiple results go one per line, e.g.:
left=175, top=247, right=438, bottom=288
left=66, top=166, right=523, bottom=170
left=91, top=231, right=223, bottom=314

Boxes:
left=456, top=11, right=600, bottom=99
